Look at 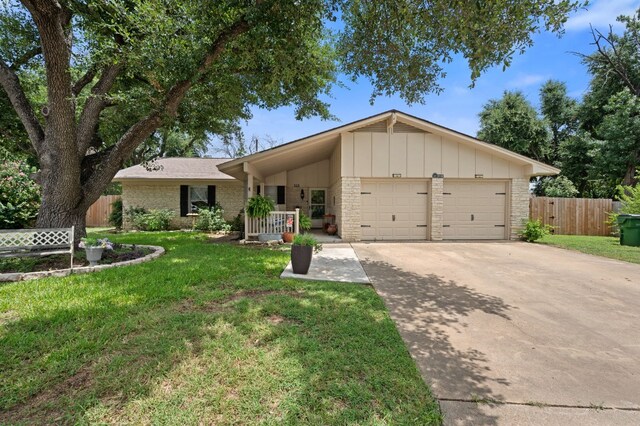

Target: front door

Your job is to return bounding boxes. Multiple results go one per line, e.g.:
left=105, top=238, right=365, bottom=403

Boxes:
left=309, top=188, right=326, bottom=229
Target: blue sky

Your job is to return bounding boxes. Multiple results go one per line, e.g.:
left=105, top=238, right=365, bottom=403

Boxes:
left=233, top=0, right=639, bottom=147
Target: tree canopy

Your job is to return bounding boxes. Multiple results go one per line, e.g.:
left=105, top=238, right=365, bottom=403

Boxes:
left=0, top=0, right=582, bottom=234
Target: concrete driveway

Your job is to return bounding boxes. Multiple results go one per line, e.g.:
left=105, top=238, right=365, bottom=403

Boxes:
left=353, top=242, right=640, bottom=425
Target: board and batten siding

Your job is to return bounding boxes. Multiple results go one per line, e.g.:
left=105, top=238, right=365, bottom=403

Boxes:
left=340, top=132, right=526, bottom=179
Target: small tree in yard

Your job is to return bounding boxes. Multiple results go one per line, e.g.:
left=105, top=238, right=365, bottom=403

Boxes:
left=0, top=0, right=581, bottom=239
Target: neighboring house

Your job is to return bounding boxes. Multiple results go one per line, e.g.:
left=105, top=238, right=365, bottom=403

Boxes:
left=116, top=110, right=559, bottom=240
left=114, top=158, right=244, bottom=229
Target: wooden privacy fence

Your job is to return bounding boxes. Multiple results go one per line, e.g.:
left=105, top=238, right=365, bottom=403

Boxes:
left=529, top=197, right=613, bottom=236
left=86, top=195, right=120, bottom=227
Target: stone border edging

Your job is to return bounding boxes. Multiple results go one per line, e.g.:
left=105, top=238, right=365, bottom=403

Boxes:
left=0, top=244, right=165, bottom=283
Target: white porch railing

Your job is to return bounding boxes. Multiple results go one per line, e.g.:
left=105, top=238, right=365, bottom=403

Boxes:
left=245, top=209, right=300, bottom=237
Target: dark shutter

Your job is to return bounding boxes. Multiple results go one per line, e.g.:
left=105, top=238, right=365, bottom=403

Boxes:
left=277, top=186, right=285, bottom=204
left=207, top=185, right=216, bottom=208
left=180, top=185, right=189, bottom=217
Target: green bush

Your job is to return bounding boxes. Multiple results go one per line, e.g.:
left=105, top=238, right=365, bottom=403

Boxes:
left=0, top=161, right=40, bottom=229
left=108, top=198, right=123, bottom=229
left=230, top=211, right=244, bottom=233
left=194, top=203, right=231, bottom=232
left=246, top=195, right=274, bottom=218
left=540, top=176, right=579, bottom=198
left=519, top=219, right=552, bottom=242
left=126, top=207, right=174, bottom=231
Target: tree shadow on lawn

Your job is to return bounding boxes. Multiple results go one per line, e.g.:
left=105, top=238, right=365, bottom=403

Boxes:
left=360, top=259, right=516, bottom=426
left=0, top=241, right=441, bottom=424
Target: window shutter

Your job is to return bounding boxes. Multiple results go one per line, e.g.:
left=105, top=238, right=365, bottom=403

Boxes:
left=207, top=185, right=216, bottom=208
left=180, top=185, right=189, bottom=217
left=277, top=186, right=285, bottom=205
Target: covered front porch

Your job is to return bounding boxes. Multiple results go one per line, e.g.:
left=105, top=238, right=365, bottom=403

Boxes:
left=219, top=132, right=343, bottom=239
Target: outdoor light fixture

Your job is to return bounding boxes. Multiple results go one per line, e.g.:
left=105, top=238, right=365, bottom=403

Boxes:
left=300, top=189, right=305, bottom=200
left=432, top=173, right=444, bottom=178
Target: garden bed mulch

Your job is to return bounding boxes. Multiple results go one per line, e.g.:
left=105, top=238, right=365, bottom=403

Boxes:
left=0, top=244, right=164, bottom=282
left=0, top=244, right=152, bottom=274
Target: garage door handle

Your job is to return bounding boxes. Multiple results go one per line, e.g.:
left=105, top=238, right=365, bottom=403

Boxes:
left=471, top=214, right=474, bottom=221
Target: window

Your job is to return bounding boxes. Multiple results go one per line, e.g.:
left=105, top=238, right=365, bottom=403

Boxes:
left=180, top=185, right=215, bottom=216
left=189, top=186, right=209, bottom=212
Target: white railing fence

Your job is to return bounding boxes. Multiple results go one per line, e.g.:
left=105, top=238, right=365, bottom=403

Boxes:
left=245, top=209, right=299, bottom=237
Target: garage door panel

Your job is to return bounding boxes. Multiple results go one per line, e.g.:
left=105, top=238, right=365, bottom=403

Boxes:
left=361, top=179, right=429, bottom=240
left=443, top=181, right=507, bottom=240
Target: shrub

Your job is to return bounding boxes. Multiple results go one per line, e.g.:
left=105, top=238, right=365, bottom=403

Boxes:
left=230, top=211, right=244, bottom=233
left=0, top=161, right=41, bottom=229
left=194, top=203, right=231, bottom=232
left=519, top=219, right=552, bottom=242
left=246, top=195, right=274, bottom=218
left=108, top=198, right=123, bottom=229
left=539, top=176, right=579, bottom=198
left=609, top=176, right=640, bottom=229
left=126, top=207, right=174, bottom=231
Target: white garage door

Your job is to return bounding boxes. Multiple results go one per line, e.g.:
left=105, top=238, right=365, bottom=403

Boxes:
left=361, top=180, right=429, bottom=240
left=443, top=181, right=507, bottom=240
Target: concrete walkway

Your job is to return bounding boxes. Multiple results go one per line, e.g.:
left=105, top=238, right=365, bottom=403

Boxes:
left=280, top=243, right=370, bottom=284
left=353, top=242, right=640, bottom=425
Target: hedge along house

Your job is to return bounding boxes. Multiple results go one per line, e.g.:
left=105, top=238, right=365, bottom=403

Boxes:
left=114, top=158, right=245, bottom=229
left=218, top=110, right=559, bottom=241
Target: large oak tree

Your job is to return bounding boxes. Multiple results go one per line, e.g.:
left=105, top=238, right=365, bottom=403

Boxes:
left=0, top=0, right=580, bottom=237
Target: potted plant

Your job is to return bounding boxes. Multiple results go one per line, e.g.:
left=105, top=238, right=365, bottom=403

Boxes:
left=79, top=237, right=114, bottom=266
left=246, top=195, right=279, bottom=241
left=298, top=211, right=312, bottom=232
left=291, top=234, right=322, bottom=274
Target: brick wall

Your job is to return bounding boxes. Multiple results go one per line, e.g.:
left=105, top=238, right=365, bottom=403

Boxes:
left=121, top=180, right=244, bottom=230
left=339, top=177, right=361, bottom=241
left=510, top=178, right=530, bottom=240
left=430, top=178, right=444, bottom=241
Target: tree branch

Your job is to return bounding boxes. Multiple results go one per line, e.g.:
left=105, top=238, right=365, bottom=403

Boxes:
left=79, top=18, right=252, bottom=207
left=9, top=46, right=42, bottom=70
left=591, top=25, right=639, bottom=96
left=72, top=66, right=97, bottom=96
left=77, top=62, right=124, bottom=156
left=0, top=58, right=44, bottom=151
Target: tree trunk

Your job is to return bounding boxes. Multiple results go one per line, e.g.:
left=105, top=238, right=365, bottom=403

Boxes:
left=36, top=161, right=88, bottom=242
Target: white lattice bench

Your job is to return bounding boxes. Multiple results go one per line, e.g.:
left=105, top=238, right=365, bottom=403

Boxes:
left=0, top=227, right=75, bottom=270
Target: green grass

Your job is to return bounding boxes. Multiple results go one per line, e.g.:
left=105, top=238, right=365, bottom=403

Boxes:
left=538, top=234, right=640, bottom=264
left=0, top=231, right=441, bottom=425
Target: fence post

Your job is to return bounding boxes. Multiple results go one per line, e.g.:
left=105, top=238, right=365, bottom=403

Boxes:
left=294, top=208, right=300, bottom=235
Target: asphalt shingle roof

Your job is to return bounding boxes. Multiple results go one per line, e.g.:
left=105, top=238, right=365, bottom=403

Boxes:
left=114, top=157, right=235, bottom=180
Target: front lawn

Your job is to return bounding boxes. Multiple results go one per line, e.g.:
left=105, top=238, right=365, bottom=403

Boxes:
left=538, top=234, right=640, bottom=264
left=0, top=232, right=441, bottom=424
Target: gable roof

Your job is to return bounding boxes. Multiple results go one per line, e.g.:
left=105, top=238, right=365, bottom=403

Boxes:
left=218, top=110, right=560, bottom=179
left=114, top=157, right=235, bottom=181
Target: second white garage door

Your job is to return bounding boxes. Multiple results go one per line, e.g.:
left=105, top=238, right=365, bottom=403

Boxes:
left=361, top=179, right=430, bottom=240
left=443, top=181, right=507, bottom=240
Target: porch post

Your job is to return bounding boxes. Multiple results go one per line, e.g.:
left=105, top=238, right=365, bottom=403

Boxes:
left=294, top=208, right=300, bottom=235
left=245, top=173, right=253, bottom=239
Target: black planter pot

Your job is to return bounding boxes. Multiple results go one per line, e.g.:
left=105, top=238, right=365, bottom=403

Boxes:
left=291, top=245, right=313, bottom=274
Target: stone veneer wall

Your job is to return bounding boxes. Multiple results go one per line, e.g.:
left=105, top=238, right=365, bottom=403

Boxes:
left=339, top=177, right=361, bottom=241
left=121, top=180, right=244, bottom=230
left=430, top=178, right=444, bottom=241
left=510, top=178, right=530, bottom=240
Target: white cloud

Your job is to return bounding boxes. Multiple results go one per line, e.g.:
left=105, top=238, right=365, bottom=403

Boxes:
left=506, top=73, right=547, bottom=88
left=564, top=0, right=638, bottom=32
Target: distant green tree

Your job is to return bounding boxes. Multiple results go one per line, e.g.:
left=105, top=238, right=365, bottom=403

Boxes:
left=539, top=80, right=579, bottom=163
left=478, top=91, right=551, bottom=162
